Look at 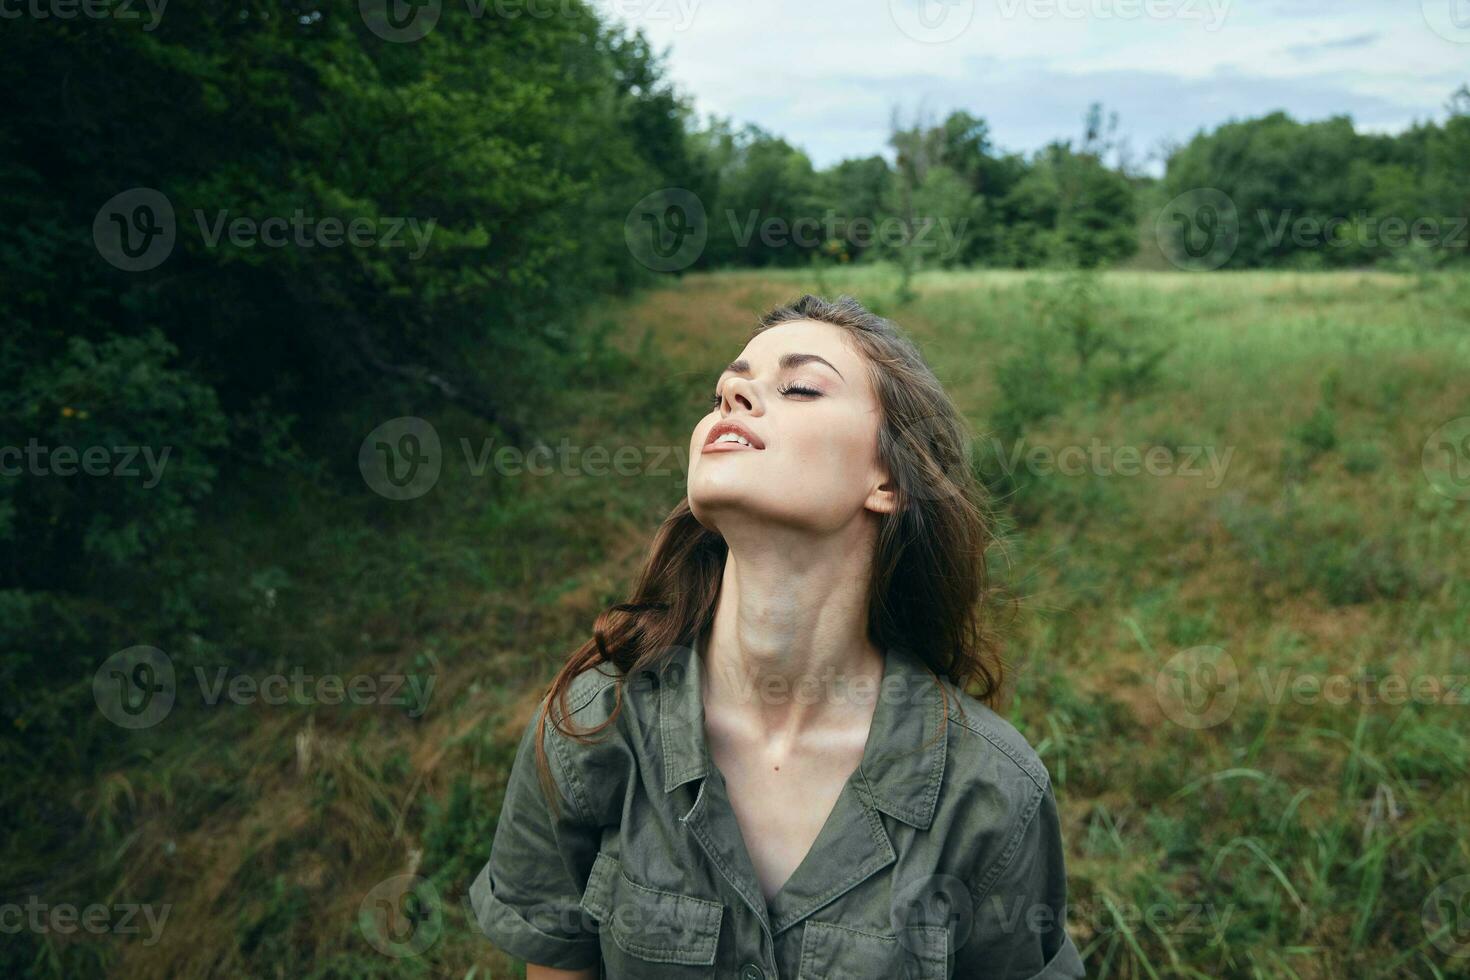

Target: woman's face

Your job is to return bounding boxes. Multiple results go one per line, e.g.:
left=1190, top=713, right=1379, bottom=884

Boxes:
left=687, top=318, right=894, bottom=535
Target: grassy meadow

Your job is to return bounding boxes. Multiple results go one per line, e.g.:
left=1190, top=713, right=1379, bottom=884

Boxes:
left=49, top=266, right=1470, bottom=979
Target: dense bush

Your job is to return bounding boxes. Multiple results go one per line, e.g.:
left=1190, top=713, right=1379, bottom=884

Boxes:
left=0, top=0, right=700, bottom=902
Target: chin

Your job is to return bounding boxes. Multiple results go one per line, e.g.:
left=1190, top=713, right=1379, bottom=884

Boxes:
left=691, top=487, right=824, bottom=538
left=686, top=481, right=744, bottom=529
left=689, top=473, right=757, bottom=513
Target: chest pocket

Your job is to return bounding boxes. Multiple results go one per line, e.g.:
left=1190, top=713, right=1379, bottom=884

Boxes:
left=798, top=919, right=949, bottom=980
left=579, top=851, right=724, bottom=977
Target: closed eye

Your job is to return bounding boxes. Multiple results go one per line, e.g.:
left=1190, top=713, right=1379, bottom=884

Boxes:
left=709, top=384, right=822, bottom=408
left=779, top=384, right=823, bottom=398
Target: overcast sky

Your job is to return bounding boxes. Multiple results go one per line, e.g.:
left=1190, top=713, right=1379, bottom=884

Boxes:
left=597, top=0, right=1469, bottom=174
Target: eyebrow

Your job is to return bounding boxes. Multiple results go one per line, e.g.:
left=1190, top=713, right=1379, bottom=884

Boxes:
left=720, top=353, right=845, bottom=382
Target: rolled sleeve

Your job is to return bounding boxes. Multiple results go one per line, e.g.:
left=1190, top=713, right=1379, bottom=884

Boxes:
left=469, top=695, right=603, bottom=970
left=956, top=780, right=1086, bottom=979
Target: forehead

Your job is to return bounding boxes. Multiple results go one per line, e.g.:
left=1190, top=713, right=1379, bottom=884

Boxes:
left=733, top=319, right=863, bottom=375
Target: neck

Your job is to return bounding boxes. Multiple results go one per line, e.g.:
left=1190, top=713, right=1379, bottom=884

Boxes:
left=700, top=518, right=885, bottom=748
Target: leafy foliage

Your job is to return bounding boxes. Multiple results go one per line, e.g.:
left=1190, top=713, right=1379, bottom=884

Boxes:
left=1160, top=90, right=1470, bottom=269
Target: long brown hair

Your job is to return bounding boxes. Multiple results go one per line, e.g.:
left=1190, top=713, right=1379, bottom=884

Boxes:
left=529, top=294, right=1009, bottom=814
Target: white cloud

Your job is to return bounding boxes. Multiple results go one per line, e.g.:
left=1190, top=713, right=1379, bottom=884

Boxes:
left=601, top=0, right=1467, bottom=170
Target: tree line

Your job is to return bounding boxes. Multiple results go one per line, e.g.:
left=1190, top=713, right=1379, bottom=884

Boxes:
left=683, top=91, right=1470, bottom=275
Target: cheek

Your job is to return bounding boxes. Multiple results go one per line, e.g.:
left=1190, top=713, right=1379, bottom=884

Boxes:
left=788, top=415, right=878, bottom=483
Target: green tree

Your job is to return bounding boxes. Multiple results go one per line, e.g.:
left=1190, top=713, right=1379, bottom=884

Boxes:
left=0, top=2, right=697, bottom=901
left=996, top=140, right=1138, bottom=268
left=1160, top=111, right=1381, bottom=268
left=695, top=121, right=821, bottom=267
left=813, top=155, right=894, bottom=262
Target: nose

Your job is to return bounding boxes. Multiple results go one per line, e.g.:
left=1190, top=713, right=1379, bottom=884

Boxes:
left=720, top=375, right=758, bottom=414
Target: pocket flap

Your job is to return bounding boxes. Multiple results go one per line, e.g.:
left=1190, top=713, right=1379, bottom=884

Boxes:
left=800, top=919, right=948, bottom=980
left=1020, top=930, right=1086, bottom=980
left=579, top=852, right=723, bottom=965
left=578, top=850, right=619, bottom=923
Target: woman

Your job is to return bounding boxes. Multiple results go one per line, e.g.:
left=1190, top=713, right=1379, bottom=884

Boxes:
left=470, top=294, right=1084, bottom=979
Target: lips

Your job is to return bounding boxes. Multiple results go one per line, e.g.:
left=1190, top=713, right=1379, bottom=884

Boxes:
left=703, top=419, right=765, bottom=452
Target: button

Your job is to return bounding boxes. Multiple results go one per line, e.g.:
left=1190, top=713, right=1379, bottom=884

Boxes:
left=739, top=963, right=765, bottom=980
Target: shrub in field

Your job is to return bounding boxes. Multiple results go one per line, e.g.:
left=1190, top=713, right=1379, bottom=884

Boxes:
left=1, top=331, right=227, bottom=585
left=1215, top=493, right=1433, bottom=606
left=979, top=273, right=1174, bottom=516
left=1283, top=374, right=1341, bottom=478
left=1340, top=440, right=1384, bottom=476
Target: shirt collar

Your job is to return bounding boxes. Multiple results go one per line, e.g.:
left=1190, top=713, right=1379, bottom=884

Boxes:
left=657, top=631, right=949, bottom=830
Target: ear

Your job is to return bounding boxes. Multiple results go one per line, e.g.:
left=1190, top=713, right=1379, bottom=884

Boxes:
left=864, top=471, right=898, bottom=515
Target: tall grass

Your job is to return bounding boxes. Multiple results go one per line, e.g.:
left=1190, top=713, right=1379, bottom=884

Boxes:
left=11, top=266, right=1468, bottom=978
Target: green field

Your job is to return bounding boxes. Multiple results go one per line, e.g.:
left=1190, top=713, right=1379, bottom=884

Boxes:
left=36, top=267, right=1470, bottom=979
